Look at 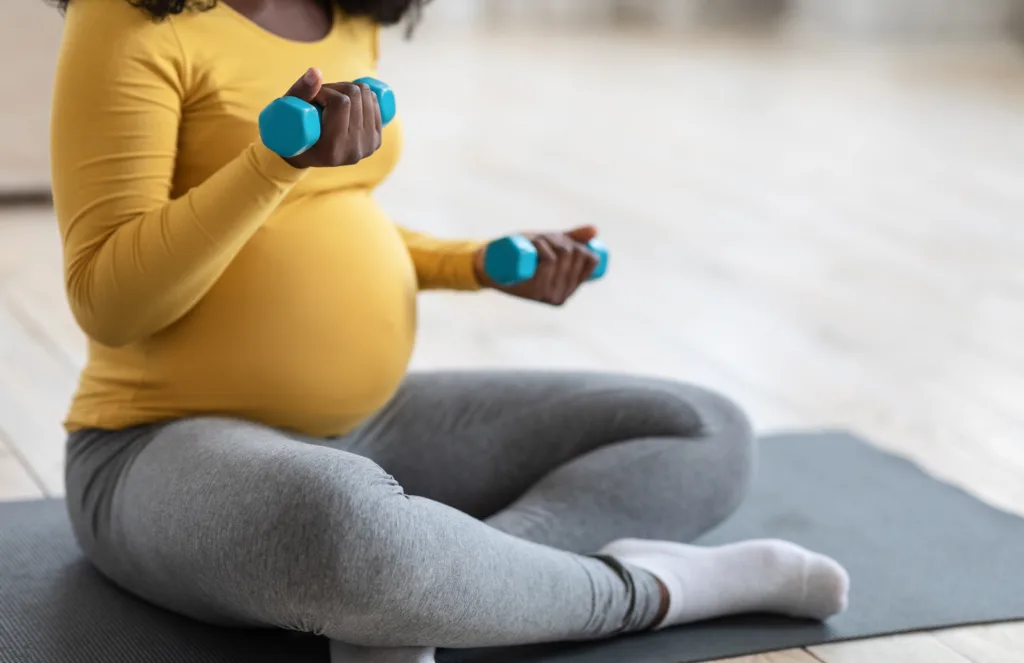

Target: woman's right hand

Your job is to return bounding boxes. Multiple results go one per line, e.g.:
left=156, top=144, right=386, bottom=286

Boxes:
left=281, top=67, right=383, bottom=170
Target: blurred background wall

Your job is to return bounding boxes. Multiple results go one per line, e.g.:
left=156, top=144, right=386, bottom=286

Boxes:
left=1, top=0, right=1022, bottom=198
left=0, top=2, right=63, bottom=196
left=422, top=0, right=1022, bottom=36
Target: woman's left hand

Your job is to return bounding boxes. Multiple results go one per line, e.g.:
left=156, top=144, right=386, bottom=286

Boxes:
left=474, top=225, right=602, bottom=305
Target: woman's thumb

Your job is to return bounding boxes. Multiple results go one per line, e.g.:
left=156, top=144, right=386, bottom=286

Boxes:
left=565, top=225, right=599, bottom=243
left=284, top=67, right=323, bottom=101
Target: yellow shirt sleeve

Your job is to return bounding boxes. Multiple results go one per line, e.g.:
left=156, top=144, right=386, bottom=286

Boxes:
left=50, top=0, right=307, bottom=348
left=397, top=226, right=484, bottom=291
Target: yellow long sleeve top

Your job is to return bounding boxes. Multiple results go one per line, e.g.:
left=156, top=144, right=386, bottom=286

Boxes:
left=51, top=0, right=482, bottom=437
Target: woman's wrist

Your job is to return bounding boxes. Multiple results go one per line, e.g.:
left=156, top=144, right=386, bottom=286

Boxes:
left=249, top=143, right=310, bottom=187
left=283, top=154, right=310, bottom=170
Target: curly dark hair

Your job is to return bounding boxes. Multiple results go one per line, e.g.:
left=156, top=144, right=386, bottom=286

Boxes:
left=48, top=0, right=429, bottom=29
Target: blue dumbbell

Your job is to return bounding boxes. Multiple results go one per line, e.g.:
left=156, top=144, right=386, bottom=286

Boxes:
left=484, top=235, right=609, bottom=287
left=258, top=76, right=397, bottom=159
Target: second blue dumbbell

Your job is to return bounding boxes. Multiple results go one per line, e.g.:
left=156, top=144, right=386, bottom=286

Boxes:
left=484, top=235, right=609, bottom=287
left=259, top=77, right=397, bottom=159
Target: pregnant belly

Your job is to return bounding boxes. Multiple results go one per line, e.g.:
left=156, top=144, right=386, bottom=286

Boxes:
left=139, top=198, right=419, bottom=434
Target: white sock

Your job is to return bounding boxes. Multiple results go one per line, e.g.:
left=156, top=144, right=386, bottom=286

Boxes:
left=600, top=538, right=849, bottom=628
left=329, top=641, right=436, bottom=663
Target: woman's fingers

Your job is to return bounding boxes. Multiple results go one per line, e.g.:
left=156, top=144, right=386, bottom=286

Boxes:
left=524, top=234, right=598, bottom=306
left=284, top=67, right=324, bottom=102
left=358, top=82, right=384, bottom=144
left=314, top=85, right=357, bottom=165
left=284, top=75, right=384, bottom=169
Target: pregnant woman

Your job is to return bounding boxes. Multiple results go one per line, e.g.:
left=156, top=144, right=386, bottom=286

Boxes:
left=49, top=0, right=850, bottom=661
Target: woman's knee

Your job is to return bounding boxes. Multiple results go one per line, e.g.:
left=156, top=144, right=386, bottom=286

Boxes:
left=601, top=376, right=755, bottom=495
left=604, top=375, right=750, bottom=439
left=117, top=420, right=409, bottom=630
left=256, top=450, right=422, bottom=631
left=666, top=380, right=753, bottom=441
left=654, top=381, right=756, bottom=522
left=693, top=386, right=754, bottom=511
left=688, top=381, right=753, bottom=442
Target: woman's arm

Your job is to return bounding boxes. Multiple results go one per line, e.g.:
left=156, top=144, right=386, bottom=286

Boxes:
left=51, top=1, right=306, bottom=348
left=397, top=226, right=484, bottom=291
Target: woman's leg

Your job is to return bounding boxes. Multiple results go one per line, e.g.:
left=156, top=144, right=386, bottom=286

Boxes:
left=64, top=417, right=662, bottom=649
left=343, top=370, right=755, bottom=552
left=342, top=370, right=847, bottom=631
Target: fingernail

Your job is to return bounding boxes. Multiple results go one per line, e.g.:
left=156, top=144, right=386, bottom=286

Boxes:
left=303, top=67, right=320, bottom=84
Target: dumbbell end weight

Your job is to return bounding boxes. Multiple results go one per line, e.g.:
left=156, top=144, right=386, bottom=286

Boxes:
left=587, top=237, right=609, bottom=280
left=483, top=235, right=540, bottom=287
left=483, top=235, right=610, bottom=287
left=258, top=76, right=396, bottom=159
left=356, top=77, right=397, bottom=127
left=259, top=96, right=322, bottom=159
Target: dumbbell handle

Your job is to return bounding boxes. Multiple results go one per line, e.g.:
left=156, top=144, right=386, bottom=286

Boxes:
left=258, top=77, right=396, bottom=159
left=483, top=235, right=609, bottom=287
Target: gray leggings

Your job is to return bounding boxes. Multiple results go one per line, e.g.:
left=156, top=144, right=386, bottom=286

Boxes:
left=65, top=371, right=754, bottom=649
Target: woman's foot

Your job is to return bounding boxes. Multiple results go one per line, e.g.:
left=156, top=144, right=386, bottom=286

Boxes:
left=600, top=538, right=849, bottom=628
left=329, top=641, right=436, bottom=663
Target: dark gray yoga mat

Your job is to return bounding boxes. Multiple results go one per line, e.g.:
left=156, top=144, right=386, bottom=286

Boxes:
left=2, top=431, right=1024, bottom=663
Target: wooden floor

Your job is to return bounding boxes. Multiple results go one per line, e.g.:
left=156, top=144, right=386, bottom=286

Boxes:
left=2, top=24, right=1024, bottom=662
